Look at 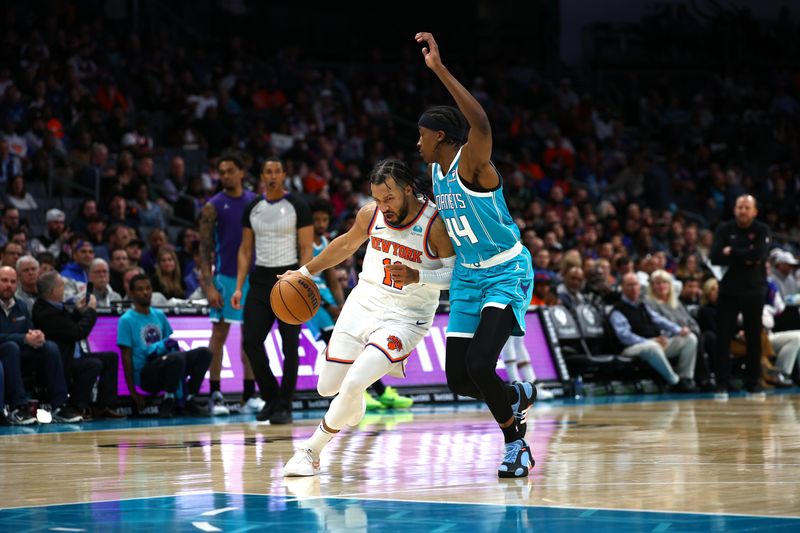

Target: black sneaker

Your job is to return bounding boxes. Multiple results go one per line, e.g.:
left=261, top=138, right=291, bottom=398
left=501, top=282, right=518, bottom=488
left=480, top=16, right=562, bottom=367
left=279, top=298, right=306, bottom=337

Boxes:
left=183, top=399, right=210, bottom=417
left=671, top=378, right=698, bottom=393
left=255, top=400, right=277, bottom=422
left=745, top=382, right=766, bottom=399
left=498, top=438, right=534, bottom=478
left=51, top=405, right=84, bottom=423
left=159, top=397, right=176, bottom=418
left=269, top=406, right=293, bottom=425
left=510, top=381, right=537, bottom=438
left=6, top=406, right=37, bottom=425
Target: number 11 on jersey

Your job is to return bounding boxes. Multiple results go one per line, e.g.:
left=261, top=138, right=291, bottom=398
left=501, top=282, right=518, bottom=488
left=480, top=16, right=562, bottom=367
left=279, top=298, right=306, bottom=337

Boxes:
left=382, top=258, right=404, bottom=289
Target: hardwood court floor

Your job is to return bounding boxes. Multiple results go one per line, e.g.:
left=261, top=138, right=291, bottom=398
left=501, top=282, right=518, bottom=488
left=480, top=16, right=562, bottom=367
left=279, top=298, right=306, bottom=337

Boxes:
left=1, top=392, right=799, bottom=531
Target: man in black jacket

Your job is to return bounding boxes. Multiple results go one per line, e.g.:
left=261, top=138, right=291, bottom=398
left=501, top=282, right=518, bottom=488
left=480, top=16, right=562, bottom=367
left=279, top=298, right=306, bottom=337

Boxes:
left=32, top=271, right=124, bottom=419
left=710, top=195, right=771, bottom=398
left=0, top=266, right=82, bottom=423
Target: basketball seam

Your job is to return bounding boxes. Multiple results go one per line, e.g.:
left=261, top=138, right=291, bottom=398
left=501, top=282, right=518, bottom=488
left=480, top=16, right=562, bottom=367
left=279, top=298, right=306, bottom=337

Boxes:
left=285, top=280, right=314, bottom=320
left=277, top=280, right=304, bottom=324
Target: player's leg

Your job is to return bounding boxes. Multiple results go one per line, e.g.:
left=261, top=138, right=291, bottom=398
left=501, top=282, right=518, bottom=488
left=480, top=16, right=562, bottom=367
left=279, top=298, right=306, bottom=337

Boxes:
left=284, top=345, right=392, bottom=477
left=271, top=319, right=301, bottom=424
left=207, top=320, right=231, bottom=415
left=444, top=277, right=484, bottom=399
left=502, top=337, right=520, bottom=382
left=512, top=335, right=553, bottom=400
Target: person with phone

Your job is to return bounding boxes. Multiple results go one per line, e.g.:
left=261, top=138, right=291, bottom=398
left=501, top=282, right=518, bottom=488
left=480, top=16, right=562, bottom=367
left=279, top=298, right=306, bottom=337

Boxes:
left=32, top=271, right=126, bottom=420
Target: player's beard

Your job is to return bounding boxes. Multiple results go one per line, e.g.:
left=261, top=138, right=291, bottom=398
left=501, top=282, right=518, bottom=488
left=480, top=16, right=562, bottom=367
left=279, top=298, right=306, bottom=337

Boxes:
left=389, top=197, right=410, bottom=226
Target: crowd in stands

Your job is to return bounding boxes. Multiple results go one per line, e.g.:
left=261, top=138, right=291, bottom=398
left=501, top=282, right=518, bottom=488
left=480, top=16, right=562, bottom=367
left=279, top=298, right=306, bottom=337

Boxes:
left=2, top=3, right=800, bottom=423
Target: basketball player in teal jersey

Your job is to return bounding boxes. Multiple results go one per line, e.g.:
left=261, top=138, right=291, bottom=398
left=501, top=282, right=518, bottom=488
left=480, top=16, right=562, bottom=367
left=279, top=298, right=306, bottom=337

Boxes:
left=415, top=32, right=536, bottom=478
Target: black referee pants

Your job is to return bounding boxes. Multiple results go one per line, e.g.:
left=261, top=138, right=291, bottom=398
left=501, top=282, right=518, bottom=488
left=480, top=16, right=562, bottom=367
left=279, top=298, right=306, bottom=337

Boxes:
left=243, top=265, right=301, bottom=408
left=715, top=290, right=764, bottom=389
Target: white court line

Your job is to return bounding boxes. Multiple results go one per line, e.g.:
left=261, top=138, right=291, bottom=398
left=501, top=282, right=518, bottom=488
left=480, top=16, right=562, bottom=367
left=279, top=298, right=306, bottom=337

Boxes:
left=50, top=528, right=86, bottom=532
left=0, top=491, right=215, bottom=511
left=200, top=506, right=238, bottom=516
left=191, top=522, right=221, bottom=532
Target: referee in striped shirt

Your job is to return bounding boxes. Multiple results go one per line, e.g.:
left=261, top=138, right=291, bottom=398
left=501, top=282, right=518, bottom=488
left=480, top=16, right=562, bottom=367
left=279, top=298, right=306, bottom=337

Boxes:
left=232, top=157, right=313, bottom=424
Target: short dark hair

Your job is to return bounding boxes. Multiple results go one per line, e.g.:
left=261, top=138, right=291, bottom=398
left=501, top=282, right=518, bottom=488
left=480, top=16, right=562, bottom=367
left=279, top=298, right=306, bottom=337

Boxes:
left=218, top=152, right=245, bottom=171
left=36, top=252, right=56, bottom=267
left=129, top=273, right=150, bottom=292
left=262, top=156, right=284, bottom=171
left=310, top=199, right=333, bottom=217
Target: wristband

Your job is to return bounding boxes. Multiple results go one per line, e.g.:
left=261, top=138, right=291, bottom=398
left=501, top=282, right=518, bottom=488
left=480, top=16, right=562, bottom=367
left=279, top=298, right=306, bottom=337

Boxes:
left=298, top=265, right=311, bottom=278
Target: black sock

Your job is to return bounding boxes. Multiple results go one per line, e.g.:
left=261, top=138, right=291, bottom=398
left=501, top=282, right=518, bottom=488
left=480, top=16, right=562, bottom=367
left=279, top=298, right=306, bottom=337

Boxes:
left=501, top=420, right=522, bottom=444
left=210, top=380, right=221, bottom=393
left=243, top=379, right=255, bottom=400
left=506, top=384, right=518, bottom=405
left=371, top=379, right=386, bottom=396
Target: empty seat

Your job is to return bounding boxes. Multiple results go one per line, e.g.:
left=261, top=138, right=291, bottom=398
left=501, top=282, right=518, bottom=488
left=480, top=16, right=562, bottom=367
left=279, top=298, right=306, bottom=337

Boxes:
left=543, top=305, right=615, bottom=381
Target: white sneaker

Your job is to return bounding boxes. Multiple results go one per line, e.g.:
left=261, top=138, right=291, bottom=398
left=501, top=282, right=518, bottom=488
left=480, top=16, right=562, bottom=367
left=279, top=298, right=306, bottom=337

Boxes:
left=536, top=386, right=555, bottom=401
left=208, top=391, right=230, bottom=416
left=284, top=448, right=321, bottom=477
left=241, top=396, right=265, bottom=414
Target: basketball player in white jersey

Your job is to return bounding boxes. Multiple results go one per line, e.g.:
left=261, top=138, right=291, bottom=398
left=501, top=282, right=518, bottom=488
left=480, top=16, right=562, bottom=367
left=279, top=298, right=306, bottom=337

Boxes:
left=282, top=158, right=456, bottom=477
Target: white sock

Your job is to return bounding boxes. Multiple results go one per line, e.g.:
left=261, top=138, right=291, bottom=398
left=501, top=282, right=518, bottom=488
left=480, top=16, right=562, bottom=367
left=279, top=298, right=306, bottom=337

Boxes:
left=505, top=361, right=520, bottom=382
left=518, top=362, right=535, bottom=382
left=305, top=421, right=337, bottom=455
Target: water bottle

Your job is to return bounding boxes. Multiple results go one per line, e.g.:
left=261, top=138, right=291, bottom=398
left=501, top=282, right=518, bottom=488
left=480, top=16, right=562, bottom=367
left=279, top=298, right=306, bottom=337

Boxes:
left=573, top=375, right=584, bottom=399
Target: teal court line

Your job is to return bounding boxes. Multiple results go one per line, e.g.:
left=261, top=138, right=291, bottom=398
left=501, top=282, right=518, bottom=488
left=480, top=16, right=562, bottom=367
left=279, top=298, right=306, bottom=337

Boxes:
left=1, top=492, right=799, bottom=532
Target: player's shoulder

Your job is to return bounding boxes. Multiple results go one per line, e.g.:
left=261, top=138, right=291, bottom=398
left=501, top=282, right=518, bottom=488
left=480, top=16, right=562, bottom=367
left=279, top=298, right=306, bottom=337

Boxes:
left=244, top=194, right=264, bottom=212
left=284, top=192, right=309, bottom=208
left=360, top=201, right=377, bottom=213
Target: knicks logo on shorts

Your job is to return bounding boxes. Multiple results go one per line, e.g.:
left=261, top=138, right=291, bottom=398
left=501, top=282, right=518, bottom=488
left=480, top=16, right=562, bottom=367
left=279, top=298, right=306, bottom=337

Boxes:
left=387, top=335, right=403, bottom=351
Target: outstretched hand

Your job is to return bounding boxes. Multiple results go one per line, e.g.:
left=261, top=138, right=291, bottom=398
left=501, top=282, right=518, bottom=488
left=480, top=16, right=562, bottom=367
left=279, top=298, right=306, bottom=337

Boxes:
left=415, top=32, right=443, bottom=70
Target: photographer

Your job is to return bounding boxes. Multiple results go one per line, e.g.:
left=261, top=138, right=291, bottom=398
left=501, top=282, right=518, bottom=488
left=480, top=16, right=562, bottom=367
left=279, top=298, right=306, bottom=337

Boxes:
left=117, top=274, right=211, bottom=417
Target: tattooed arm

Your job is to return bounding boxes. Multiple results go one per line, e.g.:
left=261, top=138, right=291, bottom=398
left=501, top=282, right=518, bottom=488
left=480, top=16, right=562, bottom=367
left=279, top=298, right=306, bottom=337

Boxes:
left=198, top=202, right=223, bottom=308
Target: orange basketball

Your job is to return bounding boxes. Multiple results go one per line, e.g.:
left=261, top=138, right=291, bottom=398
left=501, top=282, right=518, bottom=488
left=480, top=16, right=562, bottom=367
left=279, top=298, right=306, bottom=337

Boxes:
left=270, top=274, right=321, bottom=324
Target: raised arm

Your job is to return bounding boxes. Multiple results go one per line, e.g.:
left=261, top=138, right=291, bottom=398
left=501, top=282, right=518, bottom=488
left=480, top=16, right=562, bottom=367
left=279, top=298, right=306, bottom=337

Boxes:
left=416, top=31, right=497, bottom=188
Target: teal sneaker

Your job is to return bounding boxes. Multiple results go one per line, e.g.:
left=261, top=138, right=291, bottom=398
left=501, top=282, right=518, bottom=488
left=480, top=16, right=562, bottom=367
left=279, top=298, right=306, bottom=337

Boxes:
left=498, top=438, right=533, bottom=478
left=510, top=381, right=537, bottom=438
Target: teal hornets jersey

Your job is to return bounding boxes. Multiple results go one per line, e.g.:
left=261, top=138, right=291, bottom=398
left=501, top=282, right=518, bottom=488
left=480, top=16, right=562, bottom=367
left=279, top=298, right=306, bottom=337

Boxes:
left=432, top=148, right=521, bottom=266
left=312, top=235, right=330, bottom=289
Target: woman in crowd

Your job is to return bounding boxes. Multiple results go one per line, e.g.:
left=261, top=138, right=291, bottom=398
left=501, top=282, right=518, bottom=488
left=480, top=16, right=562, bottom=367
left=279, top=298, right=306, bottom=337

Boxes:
left=150, top=246, right=187, bottom=300
left=646, top=269, right=715, bottom=390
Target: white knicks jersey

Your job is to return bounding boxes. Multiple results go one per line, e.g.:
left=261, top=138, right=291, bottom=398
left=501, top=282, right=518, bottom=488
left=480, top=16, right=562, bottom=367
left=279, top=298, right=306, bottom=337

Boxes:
left=357, top=199, right=444, bottom=319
